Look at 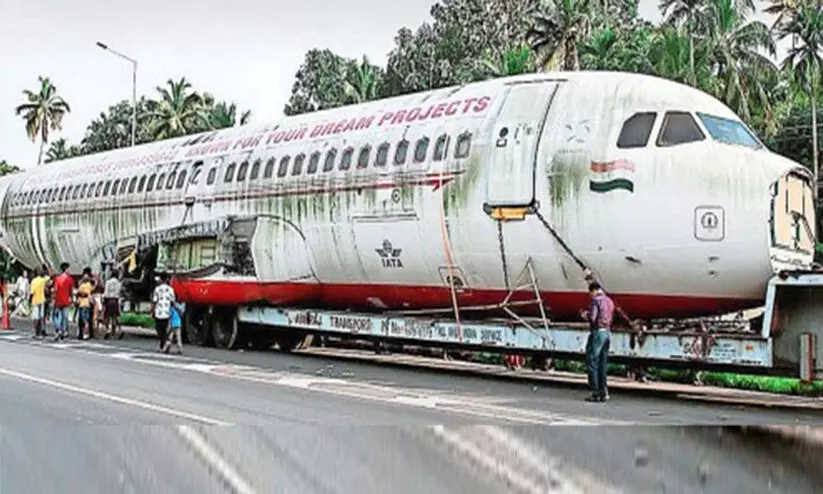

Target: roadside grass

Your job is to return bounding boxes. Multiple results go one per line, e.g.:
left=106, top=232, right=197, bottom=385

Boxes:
left=119, top=312, right=154, bottom=329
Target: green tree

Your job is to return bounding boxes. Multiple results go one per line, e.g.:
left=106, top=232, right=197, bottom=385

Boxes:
left=80, top=97, right=156, bottom=154
left=44, top=138, right=82, bottom=163
left=284, top=49, right=354, bottom=115
left=344, top=56, right=382, bottom=105
left=0, top=160, right=20, bottom=176
left=528, top=0, right=599, bottom=71
left=480, top=44, right=536, bottom=77
left=146, top=77, right=208, bottom=140
left=207, top=101, right=252, bottom=129
left=14, top=76, right=71, bottom=166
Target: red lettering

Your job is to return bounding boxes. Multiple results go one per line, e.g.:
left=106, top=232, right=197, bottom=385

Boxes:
left=473, top=95, right=491, bottom=112
left=462, top=97, right=478, bottom=113
left=418, top=105, right=434, bottom=120
left=405, top=108, right=422, bottom=122
left=355, top=116, right=374, bottom=130
left=445, top=101, right=460, bottom=116
left=391, top=110, right=407, bottom=125
left=333, top=120, right=347, bottom=134
left=431, top=103, right=447, bottom=118
left=310, top=124, right=325, bottom=138
left=378, top=112, right=394, bottom=126
left=322, top=122, right=336, bottom=136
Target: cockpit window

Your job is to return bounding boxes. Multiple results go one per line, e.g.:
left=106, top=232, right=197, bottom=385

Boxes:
left=696, top=112, right=762, bottom=150
left=657, top=111, right=705, bottom=147
left=617, top=112, right=656, bottom=148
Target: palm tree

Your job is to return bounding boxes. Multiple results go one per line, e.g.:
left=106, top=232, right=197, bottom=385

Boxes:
left=147, top=77, right=207, bottom=140
left=658, top=0, right=715, bottom=85
left=527, top=0, right=596, bottom=71
left=481, top=45, right=535, bottom=77
left=344, top=56, right=380, bottom=104
left=0, top=160, right=20, bottom=177
left=209, top=102, right=252, bottom=129
left=44, top=138, right=81, bottom=163
left=774, top=3, right=823, bottom=200
left=15, top=76, right=71, bottom=165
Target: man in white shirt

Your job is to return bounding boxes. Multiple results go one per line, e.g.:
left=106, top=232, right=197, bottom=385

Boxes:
left=151, top=272, right=176, bottom=351
left=103, top=269, right=124, bottom=340
left=13, top=270, right=30, bottom=317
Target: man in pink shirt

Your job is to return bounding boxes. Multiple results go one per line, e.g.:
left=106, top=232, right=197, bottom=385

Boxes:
left=581, top=282, right=614, bottom=403
left=52, top=262, right=74, bottom=341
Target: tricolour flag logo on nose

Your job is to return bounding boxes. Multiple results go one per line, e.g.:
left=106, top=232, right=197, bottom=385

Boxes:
left=589, top=159, right=636, bottom=193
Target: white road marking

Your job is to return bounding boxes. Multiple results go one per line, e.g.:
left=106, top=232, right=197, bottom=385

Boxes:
left=175, top=425, right=258, bottom=494
left=0, top=366, right=232, bottom=426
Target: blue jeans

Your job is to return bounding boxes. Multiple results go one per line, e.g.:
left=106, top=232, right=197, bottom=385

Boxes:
left=53, top=307, right=71, bottom=335
left=585, top=329, right=611, bottom=397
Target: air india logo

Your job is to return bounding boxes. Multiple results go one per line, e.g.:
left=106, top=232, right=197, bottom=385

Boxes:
left=589, top=159, right=636, bottom=194
left=376, top=239, right=403, bottom=268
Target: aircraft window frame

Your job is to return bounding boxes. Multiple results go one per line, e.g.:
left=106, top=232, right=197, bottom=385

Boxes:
left=340, top=147, right=353, bottom=170
left=120, top=179, right=128, bottom=195
left=616, top=112, right=657, bottom=149
left=176, top=170, right=187, bottom=189
left=237, top=161, right=249, bottom=181
left=395, top=139, right=409, bottom=166
left=146, top=175, right=156, bottom=192
left=323, top=149, right=337, bottom=172
left=137, top=175, right=147, bottom=193
left=52, top=188, right=58, bottom=201
left=656, top=111, right=705, bottom=147
left=292, top=153, right=306, bottom=176
left=81, top=184, right=89, bottom=198
left=156, top=174, right=166, bottom=192
left=206, top=168, right=217, bottom=185
left=455, top=133, right=472, bottom=158
left=278, top=156, right=291, bottom=178
left=72, top=187, right=80, bottom=200
left=249, top=159, right=261, bottom=180
left=166, top=171, right=177, bottom=189
left=224, top=162, right=236, bottom=183
left=263, top=158, right=276, bottom=179
left=357, top=146, right=371, bottom=169
left=104, top=181, right=112, bottom=196
left=58, top=187, right=66, bottom=201
left=414, top=137, right=430, bottom=163
left=375, top=143, right=390, bottom=167
left=307, top=152, right=321, bottom=174
left=434, top=134, right=449, bottom=161
left=128, top=176, right=138, bottom=194
left=696, top=112, right=763, bottom=150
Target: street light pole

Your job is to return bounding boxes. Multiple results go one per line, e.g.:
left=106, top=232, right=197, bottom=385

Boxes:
left=96, top=41, right=138, bottom=147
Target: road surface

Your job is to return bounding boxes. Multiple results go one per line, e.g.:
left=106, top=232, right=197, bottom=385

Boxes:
left=0, top=326, right=820, bottom=493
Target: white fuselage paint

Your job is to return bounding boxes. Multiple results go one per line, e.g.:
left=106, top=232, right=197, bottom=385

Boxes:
left=0, top=72, right=813, bottom=320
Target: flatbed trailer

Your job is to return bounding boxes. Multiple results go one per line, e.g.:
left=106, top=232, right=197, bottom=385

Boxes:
left=187, top=269, right=823, bottom=382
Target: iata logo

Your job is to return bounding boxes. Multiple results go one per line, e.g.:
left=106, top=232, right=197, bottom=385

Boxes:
left=376, top=239, right=403, bottom=268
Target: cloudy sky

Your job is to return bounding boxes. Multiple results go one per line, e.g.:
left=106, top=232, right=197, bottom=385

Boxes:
left=0, top=1, right=779, bottom=168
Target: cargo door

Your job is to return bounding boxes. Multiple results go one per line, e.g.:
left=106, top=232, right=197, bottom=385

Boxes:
left=484, top=81, right=559, bottom=210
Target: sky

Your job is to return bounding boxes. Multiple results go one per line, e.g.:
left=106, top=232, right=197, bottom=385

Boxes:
left=0, top=1, right=781, bottom=169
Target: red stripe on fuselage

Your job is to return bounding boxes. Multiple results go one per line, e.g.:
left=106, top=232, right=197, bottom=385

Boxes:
left=170, top=279, right=761, bottom=321
left=590, top=160, right=636, bottom=173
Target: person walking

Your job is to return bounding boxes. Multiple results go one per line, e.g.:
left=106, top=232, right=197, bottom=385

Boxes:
left=29, top=269, right=49, bottom=339
left=76, top=273, right=94, bottom=340
left=13, top=270, right=30, bottom=317
left=52, top=262, right=74, bottom=341
left=581, top=281, right=614, bottom=403
left=151, top=272, right=176, bottom=351
left=103, top=269, right=124, bottom=340
left=163, top=301, right=184, bottom=354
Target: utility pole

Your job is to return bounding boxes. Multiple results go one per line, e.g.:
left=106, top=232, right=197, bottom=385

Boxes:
left=96, top=41, right=138, bottom=147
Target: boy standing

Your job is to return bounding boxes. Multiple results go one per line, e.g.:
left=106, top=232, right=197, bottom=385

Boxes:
left=29, top=269, right=49, bottom=339
left=76, top=273, right=94, bottom=340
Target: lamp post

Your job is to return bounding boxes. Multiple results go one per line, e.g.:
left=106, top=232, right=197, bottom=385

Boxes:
left=96, top=41, right=137, bottom=147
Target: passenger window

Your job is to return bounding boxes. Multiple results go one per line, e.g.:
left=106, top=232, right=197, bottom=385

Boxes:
left=137, top=175, right=147, bottom=193
left=111, top=179, right=120, bottom=196
left=146, top=174, right=156, bottom=192
left=176, top=170, right=187, bottom=188
left=263, top=158, right=276, bottom=179
left=414, top=137, right=430, bottom=163
left=340, top=148, right=353, bottom=170
left=395, top=139, right=409, bottom=165
left=224, top=163, right=236, bottom=182
left=72, top=187, right=80, bottom=200
left=189, top=162, right=203, bottom=185
left=206, top=168, right=217, bottom=185
left=156, top=174, right=166, bottom=192
left=433, top=134, right=448, bottom=161
left=657, top=111, right=705, bottom=147
left=617, top=112, right=656, bottom=148
left=249, top=160, right=261, bottom=180
left=120, top=179, right=128, bottom=194
left=292, top=153, right=305, bottom=175
left=58, top=187, right=66, bottom=201
left=278, top=156, right=291, bottom=178
left=307, top=152, right=320, bottom=174
left=323, top=150, right=336, bottom=172
left=80, top=184, right=88, bottom=198
left=357, top=146, right=370, bottom=169
left=103, top=181, right=112, bottom=196
left=128, top=177, right=138, bottom=193
left=455, top=133, right=472, bottom=158
left=375, top=143, right=390, bottom=167
left=237, top=161, right=249, bottom=181
left=166, top=171, right=176, bottom=189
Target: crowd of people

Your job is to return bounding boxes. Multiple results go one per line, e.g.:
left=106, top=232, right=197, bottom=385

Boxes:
left=7, top=264, right=184, bottom=354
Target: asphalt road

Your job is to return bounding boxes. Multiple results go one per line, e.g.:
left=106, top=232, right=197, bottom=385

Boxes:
left=0, top=323, right=820, bottom=493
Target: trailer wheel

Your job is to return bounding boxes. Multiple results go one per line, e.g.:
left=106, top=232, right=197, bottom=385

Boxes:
left=184, top=305, right=210, bottom=346
left=274, top=331, right=314, bottom=353
left=212, top=309, right=239, bottom=350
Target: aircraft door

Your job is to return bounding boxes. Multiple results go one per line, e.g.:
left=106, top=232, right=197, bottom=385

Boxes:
left=483, top=81, right=560, bottom=211
left=184, top=157, right=223, bottom=221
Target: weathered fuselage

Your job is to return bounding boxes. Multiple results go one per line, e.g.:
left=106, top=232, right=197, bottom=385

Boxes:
left=0, top=72, right=815, bottom=321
